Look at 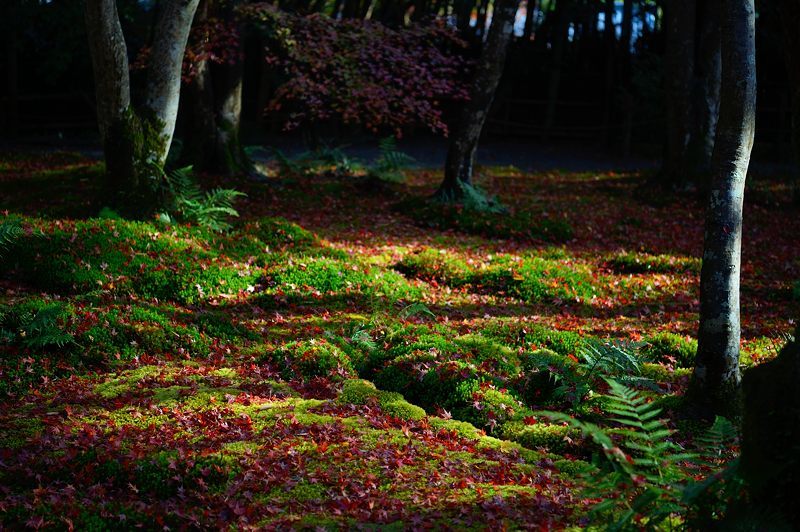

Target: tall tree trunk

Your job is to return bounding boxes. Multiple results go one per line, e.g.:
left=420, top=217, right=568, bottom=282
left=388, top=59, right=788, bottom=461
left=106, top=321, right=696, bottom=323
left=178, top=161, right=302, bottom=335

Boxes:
left=543, top=0, right=569, bottom=138
left=181, top=0, right=250, bottom=175
left=144, top=0, right=201, bottom=166
left=777, top=1, right=800, bottom=205
left=690, top=0, right=756, bottom=419
left=85, top=0, right=200, bottom=212
left=521, top=0, right=538, bottom=42
left=436, top=0, right=519, bottom=200
left=620, top=0, right=633, bottom=61
left=84, top=0, right=135, bottom=196
left=687, top=0, right=721, bottom=183
left=659, top=0, right=695, bottom=189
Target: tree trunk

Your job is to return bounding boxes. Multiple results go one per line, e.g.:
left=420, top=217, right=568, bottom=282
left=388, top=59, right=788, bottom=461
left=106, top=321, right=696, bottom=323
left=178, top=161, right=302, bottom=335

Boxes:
left=543, top=0, right=569, bottom=138
left=144, top=0, right=201, bottom=166
left=85, top=0, right=200, bottom=212
left=436, top=0, right=519, bottom=201
left=660, top=0, right=695, bottom=190
left=181, top=0, right=250, bottom=175
left=687, top=0, right=721, bottom=183
left=690, top=0, right=756, bottom=419
left=777, top=1, right=800, bottom=205
left=521, top=0, right=538, bottom=42
left=84, top=0, right=136, bottom=196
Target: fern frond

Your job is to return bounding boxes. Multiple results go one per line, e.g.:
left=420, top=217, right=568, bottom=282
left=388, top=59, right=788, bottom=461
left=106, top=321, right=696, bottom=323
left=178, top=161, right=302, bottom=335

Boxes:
left=0, top=220, right=24, bottom=258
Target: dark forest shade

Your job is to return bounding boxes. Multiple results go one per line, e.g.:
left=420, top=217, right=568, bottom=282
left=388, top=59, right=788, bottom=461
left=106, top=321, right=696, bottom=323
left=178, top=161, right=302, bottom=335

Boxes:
left=690, top=0, right=757, bottom=418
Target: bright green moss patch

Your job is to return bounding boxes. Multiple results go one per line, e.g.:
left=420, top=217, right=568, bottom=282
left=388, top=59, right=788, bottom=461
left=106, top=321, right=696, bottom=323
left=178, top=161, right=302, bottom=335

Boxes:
left=266, top=256, right=422, bottom=302
left=267, top=339, right=355, bottom=381
left=2, top=217, right=261, bottom=303
left=607, top=251, right=701, bottom=274
left=396, top=248, right=597, bottom=302
left=641, top=332, right=697, bottom=367
left=94, top=365, right=166, bottom=399
left=338, top=379, right=426, bottom=421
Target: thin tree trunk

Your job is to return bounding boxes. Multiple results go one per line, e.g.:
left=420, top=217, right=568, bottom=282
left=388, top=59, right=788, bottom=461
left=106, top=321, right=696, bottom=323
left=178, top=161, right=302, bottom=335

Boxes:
left=660, top=0, right=695, bottom=189
left=691, top=0, right=756, bottom=419
left=543, top=0, right=569, bottom=138
left=521, top=0, right=538, bottom=42
left=4, top=6, right=19, bottom=139
left=620, top=0, right=633, bottom=60
left=687, top=0, right=721, bottom=183
left=436, top=0, right=519, bottom=200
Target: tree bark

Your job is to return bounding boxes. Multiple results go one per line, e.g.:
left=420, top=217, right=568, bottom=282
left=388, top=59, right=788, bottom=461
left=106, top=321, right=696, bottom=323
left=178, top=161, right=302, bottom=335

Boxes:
left=690, top=0, right=756, bottom=419
left=144, top=0, right=201, bottom=166
left=84, top=0, right=136, bottom=195
left=85, top=0, right=200, bottom=212
left=543, top=0, right=569, bottom=138
left=777, top=1, right=800, bottom=205
left=436, top=0, right=519, bottom=200
left=687, top=0, right=721, bottom=182
left=660, top=0, right=695, bottom=189
left=181, top=0, right=250, bottom=175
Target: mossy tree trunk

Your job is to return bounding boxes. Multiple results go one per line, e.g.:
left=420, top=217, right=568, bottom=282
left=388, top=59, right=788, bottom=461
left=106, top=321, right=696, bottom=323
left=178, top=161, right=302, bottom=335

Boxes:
left=181, top=0, right=251, bottom=176
left=85, top=0, right=200, bottom=214
left=689, top=0, right=756, bottom=419
left=436, top=0, right=519, bottom=201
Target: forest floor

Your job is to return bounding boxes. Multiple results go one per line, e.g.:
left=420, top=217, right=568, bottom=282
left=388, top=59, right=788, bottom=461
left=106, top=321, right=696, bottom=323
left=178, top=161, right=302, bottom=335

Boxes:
left=0, top=150, right=797, bottom=529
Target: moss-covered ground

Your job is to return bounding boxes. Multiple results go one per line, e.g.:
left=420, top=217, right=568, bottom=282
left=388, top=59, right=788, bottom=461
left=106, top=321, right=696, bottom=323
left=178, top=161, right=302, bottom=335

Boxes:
left=0, top=151, right=796, bottom=528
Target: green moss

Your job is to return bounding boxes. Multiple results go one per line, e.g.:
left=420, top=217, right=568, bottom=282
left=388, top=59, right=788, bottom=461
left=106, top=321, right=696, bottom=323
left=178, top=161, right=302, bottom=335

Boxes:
left=429, top=418, right=483, bottom=440
left=267, top=339, right=354, bottom=381
left=0, top=417, right=43, bottom=449
left=378, top=391, right=426, bottom=421
left=607, top=251, right=701, bottom=274
left=338, top=379, right=426, bottom=421
left=497, top=421, right=574, bottom=453
left=639, top=363, right=692, bottom=383
left=266, top=256, right=421, bottom=302
left=642, top=332, right=697, bottom=367
left=94, top=365, right=165, bottom=399
left=2, top=218, right=261, bottom=303
left=397, top=249, right=596, bottom=302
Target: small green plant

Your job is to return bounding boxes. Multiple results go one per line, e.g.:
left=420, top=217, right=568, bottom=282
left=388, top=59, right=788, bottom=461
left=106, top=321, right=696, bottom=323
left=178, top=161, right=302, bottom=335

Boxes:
left=1, top=300, right=74, bottom=349
left=163, top=166, right=245, bottom=231
left=368, top=137, right=414, bottom=183
left=0, top=219, right=23, bottom=259
left=580, top=340, right=656, bottom=389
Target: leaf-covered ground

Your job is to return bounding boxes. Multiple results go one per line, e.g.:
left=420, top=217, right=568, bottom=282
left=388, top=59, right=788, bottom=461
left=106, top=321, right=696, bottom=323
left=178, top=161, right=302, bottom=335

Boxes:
left=0, top=151, right=796, bottom=529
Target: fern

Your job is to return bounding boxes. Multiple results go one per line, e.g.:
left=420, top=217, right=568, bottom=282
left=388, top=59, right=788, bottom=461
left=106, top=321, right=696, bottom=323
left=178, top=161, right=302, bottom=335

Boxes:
left=16, top=303, right=74, bottom=349
left=398, top=302, right=435, bottom=320
left=580, top=340, right=658, bottom=390
left=0, top=219, right=23, bottom=259
left=164, top=166, right=245, bottom=231
left=540, top=379, right=692, bottom=529
left=350, top=328, right=378, bottom=353
left=369, top=137, right=414, bottom=183
left=540, top=380, right=742, bottom=530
